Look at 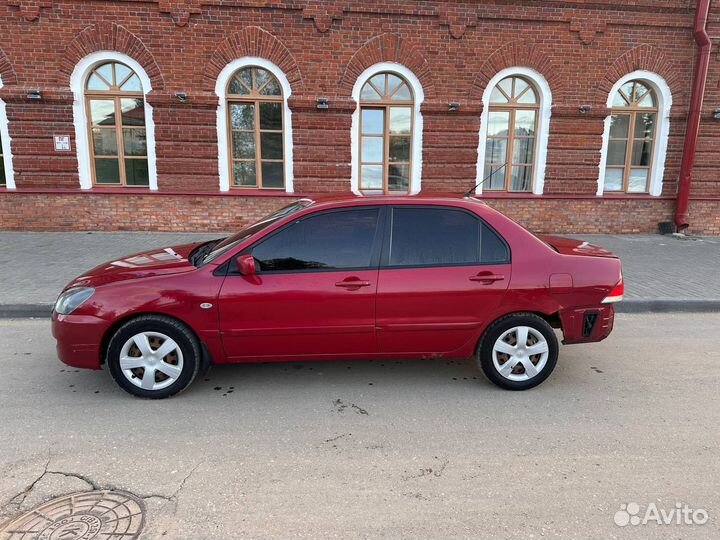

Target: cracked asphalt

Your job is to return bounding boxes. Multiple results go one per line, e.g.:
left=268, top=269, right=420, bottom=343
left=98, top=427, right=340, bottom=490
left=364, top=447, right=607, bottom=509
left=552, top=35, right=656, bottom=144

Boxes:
left=1, top=313, right=719, bottom=539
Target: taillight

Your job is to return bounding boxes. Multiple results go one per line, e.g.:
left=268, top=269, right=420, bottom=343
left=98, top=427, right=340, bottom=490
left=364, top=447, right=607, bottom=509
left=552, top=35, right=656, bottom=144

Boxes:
left=602, top=278, right=624, bottom=303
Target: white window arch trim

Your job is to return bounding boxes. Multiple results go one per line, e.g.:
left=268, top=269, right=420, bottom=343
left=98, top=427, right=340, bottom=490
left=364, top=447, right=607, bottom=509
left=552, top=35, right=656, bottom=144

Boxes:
left=70, top=51, right=158, bottom=190
left=0, top=75, right=15, bottom=189
left=351, top=62, right=425, bottom=195
left=597, top=70, right=671, bottom=197
left=215, top=57, right=294, bottom=192
left=475, top=66, right=552, bottom=195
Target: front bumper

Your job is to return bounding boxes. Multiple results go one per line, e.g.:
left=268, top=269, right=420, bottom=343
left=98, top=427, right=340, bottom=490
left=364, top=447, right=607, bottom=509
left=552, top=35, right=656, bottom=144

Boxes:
left=51, top=311, right=107, bottom=369
left=559, top=304, right=615, bottom=344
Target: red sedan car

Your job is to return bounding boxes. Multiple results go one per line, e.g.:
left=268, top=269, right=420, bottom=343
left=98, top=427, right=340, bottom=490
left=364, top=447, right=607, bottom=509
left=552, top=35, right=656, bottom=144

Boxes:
left=52, top=194, right=623, bottom=398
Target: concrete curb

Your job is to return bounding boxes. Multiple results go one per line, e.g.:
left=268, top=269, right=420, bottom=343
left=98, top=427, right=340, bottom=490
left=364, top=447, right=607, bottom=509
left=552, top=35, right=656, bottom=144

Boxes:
left=0, top=300, right=718, bottom=319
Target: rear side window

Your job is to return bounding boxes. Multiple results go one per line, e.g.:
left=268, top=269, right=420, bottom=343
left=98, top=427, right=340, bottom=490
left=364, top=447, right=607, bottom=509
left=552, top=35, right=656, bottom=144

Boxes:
left=251, top=208, right=380, bottom=272
left=388, top=207, right=508, bottom=267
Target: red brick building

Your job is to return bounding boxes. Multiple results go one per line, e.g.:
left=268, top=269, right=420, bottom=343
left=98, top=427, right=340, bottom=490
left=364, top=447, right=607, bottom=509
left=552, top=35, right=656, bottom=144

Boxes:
left=0, top=0, right=718, bottom=234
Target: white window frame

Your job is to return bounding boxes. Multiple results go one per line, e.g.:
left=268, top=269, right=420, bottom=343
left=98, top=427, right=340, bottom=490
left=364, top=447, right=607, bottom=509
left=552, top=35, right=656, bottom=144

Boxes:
left=475, top=67, right=552, bottom=195
left=0, top=75, right=15, bottom=189
left=215, top=57, right=294, bottom=192
left=70, top=51, right=158, bottom=190
left=597, top=70, right=671, bottom=196
left=351, top=62, right=425, bottom=195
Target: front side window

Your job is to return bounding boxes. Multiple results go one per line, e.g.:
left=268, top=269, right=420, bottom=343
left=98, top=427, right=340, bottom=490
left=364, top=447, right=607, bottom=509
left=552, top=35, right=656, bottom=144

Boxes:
left=484, top=76, right=539, bottom=192
left=359, top=73, right=414, bottom=194
left=85, top=62, right=148, bottom=186
left=604, top=80, right=658, bottom=193
left=227, top=66, right=285, bottom=189
left=251, top=208, right=380, bottom=272
left=388, top=207, right=509, bottom=267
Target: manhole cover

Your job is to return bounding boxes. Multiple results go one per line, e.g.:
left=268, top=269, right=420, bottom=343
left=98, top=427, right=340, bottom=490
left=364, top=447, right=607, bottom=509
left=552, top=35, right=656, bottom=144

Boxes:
left=0, top=491, right=144, bottom=540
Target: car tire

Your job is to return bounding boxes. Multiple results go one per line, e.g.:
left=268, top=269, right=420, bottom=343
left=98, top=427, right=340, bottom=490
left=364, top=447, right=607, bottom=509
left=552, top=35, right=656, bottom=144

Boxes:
left=477, top=313, right=558, bottom=390
left=107, top=315, right=201, bottom=399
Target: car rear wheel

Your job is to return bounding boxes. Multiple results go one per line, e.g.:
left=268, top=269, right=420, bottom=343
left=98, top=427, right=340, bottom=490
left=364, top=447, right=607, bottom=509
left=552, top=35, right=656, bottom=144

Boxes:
left=477, top=313, right=558, bottom=390
left=107, top=315, right=200, bottom=399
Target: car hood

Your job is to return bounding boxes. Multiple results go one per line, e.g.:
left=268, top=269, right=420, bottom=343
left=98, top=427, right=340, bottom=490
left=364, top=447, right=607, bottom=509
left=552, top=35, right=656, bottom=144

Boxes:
left=64, top=243, right=202, bottom=290
left=537, top=234, right=617, bottom=258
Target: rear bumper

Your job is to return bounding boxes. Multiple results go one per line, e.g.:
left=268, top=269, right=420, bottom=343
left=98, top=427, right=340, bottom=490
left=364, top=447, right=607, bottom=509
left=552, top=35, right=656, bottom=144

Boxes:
left=559, top=304, right=615, bottom=344
left=51, top=311, right=107, bottom=369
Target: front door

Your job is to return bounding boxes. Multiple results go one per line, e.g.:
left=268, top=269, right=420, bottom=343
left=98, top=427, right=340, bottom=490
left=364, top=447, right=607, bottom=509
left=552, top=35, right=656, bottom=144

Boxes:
left=375, top=206, right=511, bottom=354
left=218, top=206, right=383, bottom=360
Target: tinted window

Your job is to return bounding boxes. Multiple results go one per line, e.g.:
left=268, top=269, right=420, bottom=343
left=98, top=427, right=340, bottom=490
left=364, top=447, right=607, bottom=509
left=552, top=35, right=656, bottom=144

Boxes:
left=388, top=207, right=508, bottom=266
left=252, top=208, right=380, bottom=272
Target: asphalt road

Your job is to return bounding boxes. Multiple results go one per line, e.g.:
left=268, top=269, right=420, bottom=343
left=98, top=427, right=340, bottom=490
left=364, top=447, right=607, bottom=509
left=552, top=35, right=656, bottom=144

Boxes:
left=0, top=313, right=717, bottom=539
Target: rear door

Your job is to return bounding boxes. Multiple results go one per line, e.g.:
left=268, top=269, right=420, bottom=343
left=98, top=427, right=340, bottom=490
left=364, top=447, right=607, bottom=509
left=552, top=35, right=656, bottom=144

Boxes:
left=375, top=205, right=511, bottom=355
left=218, top=206, right=384, bottom=359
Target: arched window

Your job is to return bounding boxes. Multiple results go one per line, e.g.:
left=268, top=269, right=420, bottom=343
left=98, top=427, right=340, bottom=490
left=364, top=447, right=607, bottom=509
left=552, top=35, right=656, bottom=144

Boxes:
left=225, top=66, right=286, bottom=189
left=483, top=75, right=539, bottom=192
left=84, top=61, right=149, bottom=186
left=358, top=72, right=414, bottom=194
left=0, top=74, right=14, bottom=189
left=604, top=80, right=658, bottom=193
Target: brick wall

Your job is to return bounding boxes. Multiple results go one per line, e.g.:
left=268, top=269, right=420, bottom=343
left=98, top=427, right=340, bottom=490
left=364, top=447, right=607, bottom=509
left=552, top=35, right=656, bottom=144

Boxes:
left=0, top=0, right=718, bottom=233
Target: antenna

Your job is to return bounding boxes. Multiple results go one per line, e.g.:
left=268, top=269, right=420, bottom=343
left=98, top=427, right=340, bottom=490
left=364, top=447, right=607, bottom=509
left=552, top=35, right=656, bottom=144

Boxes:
left=463, top=163, right=506, bottom=197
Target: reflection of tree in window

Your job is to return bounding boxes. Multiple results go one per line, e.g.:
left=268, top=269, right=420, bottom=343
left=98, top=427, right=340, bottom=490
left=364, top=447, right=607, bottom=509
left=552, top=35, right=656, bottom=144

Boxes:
left=227, top=67, right=285, bottom=189
left=483, top=76, right=539, bottom=192
left=359, top=73, right=414, bottom=194
left=85, top=62, right=148, bottom=186
left=604, top=80, right=658, bottom=193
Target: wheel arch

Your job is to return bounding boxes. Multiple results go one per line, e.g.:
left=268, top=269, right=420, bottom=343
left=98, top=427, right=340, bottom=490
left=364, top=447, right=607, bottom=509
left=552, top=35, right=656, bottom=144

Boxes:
left=475, top=309, right=561, bottom=355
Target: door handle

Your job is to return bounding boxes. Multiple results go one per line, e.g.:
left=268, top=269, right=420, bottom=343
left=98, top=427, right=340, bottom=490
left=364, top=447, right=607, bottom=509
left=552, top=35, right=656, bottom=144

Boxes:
left=469, top=273, right=505, bottom=284
left=335, top=280, right=372, bottom=288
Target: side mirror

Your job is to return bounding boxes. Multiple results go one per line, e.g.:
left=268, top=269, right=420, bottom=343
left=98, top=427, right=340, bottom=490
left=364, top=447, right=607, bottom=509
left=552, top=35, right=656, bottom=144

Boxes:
left=236, top=254, right=257, bottom=276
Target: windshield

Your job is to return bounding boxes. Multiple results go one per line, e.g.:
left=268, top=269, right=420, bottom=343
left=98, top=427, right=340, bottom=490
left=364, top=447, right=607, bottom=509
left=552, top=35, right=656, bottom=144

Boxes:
left=201, top=199, right=313, bottom=265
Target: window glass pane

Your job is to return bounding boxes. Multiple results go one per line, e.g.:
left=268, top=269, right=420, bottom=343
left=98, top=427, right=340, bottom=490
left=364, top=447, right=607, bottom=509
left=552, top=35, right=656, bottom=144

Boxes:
left=498, top=78, right=513, bottom=98
left=390, top=208, right=480, bottom=266
left=92, top=128, right=118, bottom=156
left=87, top=73, right=110, bottom=91
left=487, top=111, right=510, bottom=137
left=512, top=138, right=534, bottom=165
left=370, top=74, right=386, bottom=94
left=510, top=166, right=532, bottom=191
left=514, top=110, right=536, bottom=136
left=489, top=87, right=508, bottom=104
left=361, top=164, right=383, bottom=189
left=485, top=138, right=507, bottom=164
left=387, top=74, right=403, bottom=96
left=628, top=169, right=648, bottom=192
left=483, top=164, right=506, bottom=190
left=259, top=102, right=282, bottom=130
left=360, top=83, right=381, bottom=101
left=361, top=109, right=384, bottom=135
left=481, top=225, right=509, bottom=263
left=609, top=114, right=630, bottom=138
left=239, top=68, right=253, bottom=91
left=389, top=136, right=410, bottom=162
left=637, top=91, right=656, bottom=108
left=261, top=162, right=284, bottom=188
left=123, top=129, right=147, bottom=157
left=230, top=104, right=254, bottom=130
left=0, top=163, right=5, bottom=186
left=120, top=74, right=142, bottom=92
left=361, top=137, right=383, bottom=163
left=233, top=161, right=256, bottom=187
left=90, top=100, right=116, bottom=126
left=634, top=113, right=656, bottom=138
left=388, top=164, right=409, bottom=192
left=125, top=159, right=149, bottom=186
left=259, top=77, right=281, bottom=96
left=603, top=168, right=623, bottom=191
left=621, top=82, right=634, bottom=101
left=94, top=158, right=120, bottom=184
left=120, top=99, right=145, bottom=126
left=517, top=86, right=537, bottom=104
left=252, top=208, right=380, bottom=271
left=260, top=132, right=283, bottom=160
left=232, top=132, right=255, bottom=159
left=607, top=140, right=627, bottom=166
left=115, top=63, right=131, bottom=85
left=392, top=84, right=412, bottom=101
left=631, top=139, right=653, bottom=166
left=514, top=77, right=529, bottom=98
left=633, top=82, right=649, bottom=101
left=255, top=68, right=271, bottom=91
left=97, top=63, right=114, bottom=85
left=229, top=74, right=250, bottom=95
left=389, top=107, right=411, bottom=134
left=611, top=90, right=629, bottom=107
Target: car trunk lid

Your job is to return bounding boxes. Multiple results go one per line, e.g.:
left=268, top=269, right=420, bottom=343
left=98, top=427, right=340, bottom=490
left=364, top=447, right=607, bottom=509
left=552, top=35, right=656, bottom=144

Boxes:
left=536, top=234, right=617, bottom=258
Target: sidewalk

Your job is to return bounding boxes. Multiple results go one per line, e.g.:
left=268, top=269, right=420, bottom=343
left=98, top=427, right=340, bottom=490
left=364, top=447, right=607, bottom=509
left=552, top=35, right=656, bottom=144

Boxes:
left=0, top=231, right=718, bottom=317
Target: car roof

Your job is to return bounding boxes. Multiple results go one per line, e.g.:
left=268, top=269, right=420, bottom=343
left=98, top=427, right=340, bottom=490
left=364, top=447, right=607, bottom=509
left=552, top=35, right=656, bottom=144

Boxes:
left=303, top=192, right=486, bottom=209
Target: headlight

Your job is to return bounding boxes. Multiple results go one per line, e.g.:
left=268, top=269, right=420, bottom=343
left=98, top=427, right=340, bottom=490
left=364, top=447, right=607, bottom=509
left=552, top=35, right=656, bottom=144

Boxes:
left=54, top=287, right=95, bottom=315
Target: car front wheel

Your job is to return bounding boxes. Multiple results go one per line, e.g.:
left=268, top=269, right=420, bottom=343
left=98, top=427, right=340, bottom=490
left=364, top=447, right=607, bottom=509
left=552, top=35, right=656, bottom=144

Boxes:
left=107, top=315, right=201, bottom=399
left=477, top=313, right=558, bottom=390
